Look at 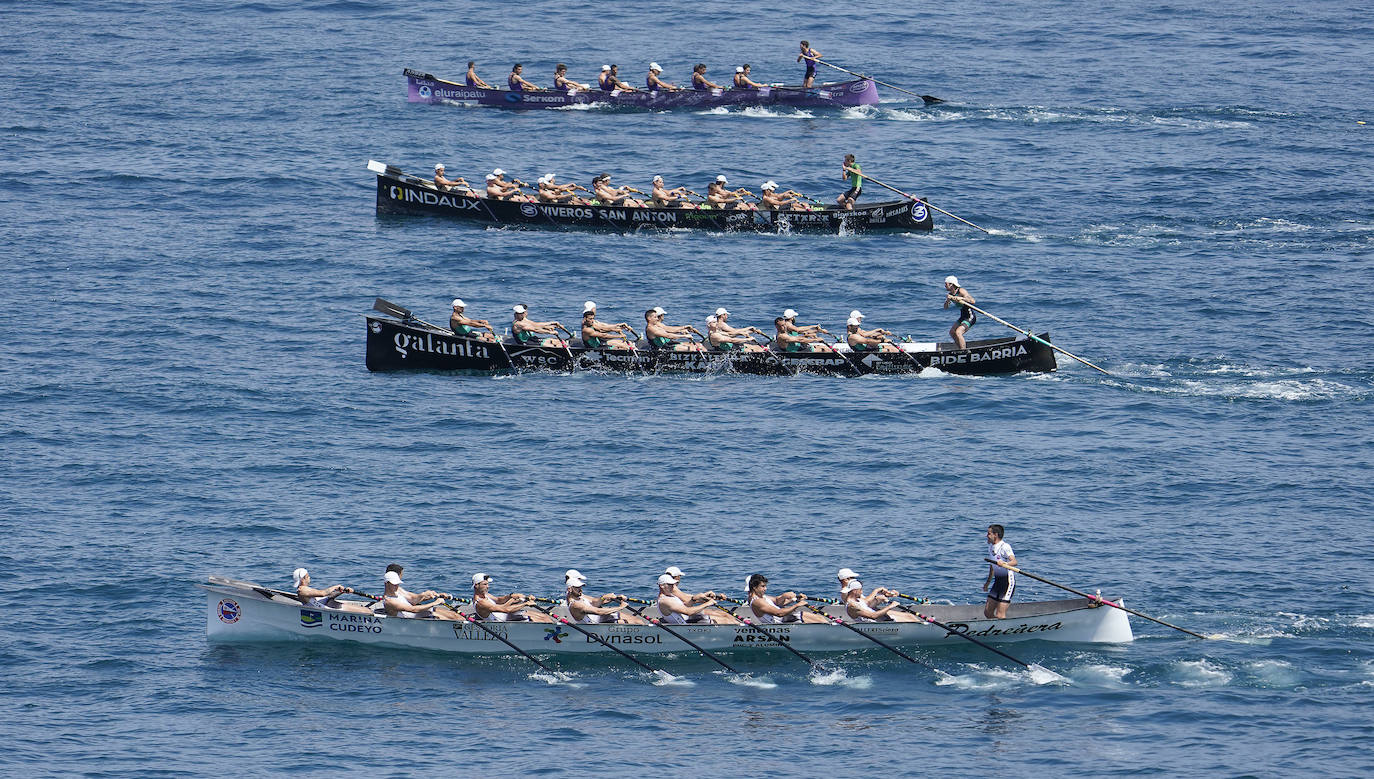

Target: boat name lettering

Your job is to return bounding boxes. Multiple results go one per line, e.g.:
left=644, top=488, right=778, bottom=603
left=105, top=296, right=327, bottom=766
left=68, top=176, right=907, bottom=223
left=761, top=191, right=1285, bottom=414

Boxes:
left=540, top=205, right=594, bottom=219
left=633, top=209, right=677, bottom=223
left=433, top=88, right=483, bottom=100
left=587, top=633, right=663, bottom=645
left=330, top=622, right=382, bottom=634
left=944, top=620, right=1063, bottom=638
left=515, top=94, right=567, bottom=104
left=597, top=209, right=626, bottom=221
left=930, top=344, right=1027, bottom=366
left=329, top=613, right=382, bottom=624
left=779, top=213, right=830, bottom=223
left=388, top=185, right=482, bottom=211
left=453, top=624, right=507, bottom=641
left=392, top=332, right=490, bottom=360
left=733, top=631, right=790, bottom=643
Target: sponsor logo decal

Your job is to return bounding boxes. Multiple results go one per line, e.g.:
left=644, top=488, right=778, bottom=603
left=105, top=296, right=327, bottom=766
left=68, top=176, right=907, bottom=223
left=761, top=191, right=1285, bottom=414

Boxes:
left=328, top=612, right=383, bottom=633
left=944, top=621, right=1063, bottom=638
left=391, top=331, right=490, bottom=360
left=519, top=202, right=537, bottom=217
left=369, top=321, right=381, bottom=334
left=733, top=630, right=791, bottom=643
left=388, top=185, right=482, bottom=211
left=543, top=627, right=568, bottom=643
left=587, top=632, right=662, bottom=645
left=930, top=344, right=1028, bottom=366
left=300, top=609, right=322, bottom=628
left=417, top=85, right=431, bottom=99
left=217, top=599, right=240, bottom=623
left=504, top=92, right=521, bottom=103
left=909, top=202, right=928, bottom=221
left=850, top=80, right=872, bottom=94
left=452, top=623, right=508, bottom=641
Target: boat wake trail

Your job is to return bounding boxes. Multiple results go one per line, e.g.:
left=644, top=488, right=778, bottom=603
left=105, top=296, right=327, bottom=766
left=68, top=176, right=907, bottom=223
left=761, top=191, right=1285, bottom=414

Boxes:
left=726, top=673, right=778, bottom=690
left=651, top=670, right=694, bottom=686
left=1028, top=663, right=1071, bottom=685
left=1101, top=362, right=1368, bottom=403
left=530, top=671, right=584, bottom=687
left=809, top=668, right=872, bottom=688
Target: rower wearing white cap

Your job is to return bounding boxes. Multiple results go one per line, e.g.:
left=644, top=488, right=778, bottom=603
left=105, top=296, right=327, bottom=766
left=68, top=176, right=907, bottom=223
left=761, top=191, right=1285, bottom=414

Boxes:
left=591, top=173, right=645, bottom=208
left=662, top=566, right=734, bottom=622
left=846, top=310, right=898, bottom=353
left=836, top=568, right=911, bottom=618
left=465, top=60, right=493, bottom=89
left=706, top=307, right=766, bottom=352
left=433, top=164, right=473, bottom=194
left=650, top=175, right=693, bottom=208
left=732, top=64, right=762, bottom=89
left=485, top=169, right=528, bottom=202
left=706, top=175, right=749, bottom=210
left=580, top=301, right=634, bottom=350
left=512, top=304, right=566, bottom=347
left=382, top=566, right=458, bottom=620
left=757, top=181, right=803, bottom=211
left=537, top=173, right=586, bottom=205
left=565, top=572, right=638, bottom=624
left=293, top=568, right=365, bottom=612
left=774, top=309, right=834, bottom=353
left=645, top=308, right=704, bottom=352
left=656, top=573, right=718, bottom=624
left=646, top=62, right=680, bottom=91
left=597, top=65, right=613, bottom=91
left=602, top=64, right=639, bottom=92
left=553, top=63, right=589, bottom=91
left=450, top=298, right=497, bottom=343
left=942, top=275, right=976, bottom=350
left=472, top=573, right=553, bottom=623
left=690, top=63, right=722, bottom=91
left=841, top=579, right=904, bottom=622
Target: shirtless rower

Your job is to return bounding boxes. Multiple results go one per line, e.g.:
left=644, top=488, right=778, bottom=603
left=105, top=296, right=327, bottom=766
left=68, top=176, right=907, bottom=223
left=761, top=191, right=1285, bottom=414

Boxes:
left=774, top=309, right=834, bottom=353
left=943, top=275, right=977, bottom=350
left=580, top=301, right=634, bottom=349
left=466, top=61, right=493, bottom=89
left=656, top=573, right=718, bottom=625
left=645, top=308, right=704, bottom=352
left=537, top=173, right=584, bottom=204
left=433, top=164, right=473, bottom=194
left=836, top=567, right=914, bottom=620
left=485, top=170, right=528, bottom=202
left=650, top=175, right=692, bottom=208
left=450, top=298, right=498, bottom=342
left=706, top=175, right=748, bottom=210
left=511, top=304, right=566, bottom=347
left=691, top=63, right=722, bottom=91
left=757, top=181, right=802, bottom=211
left=592, top=174, right=645, bottom=207
left=382, top=567, right=459, bottom=620
left=565, top=571, right=638, bottom=624
left=733, top=64, right=763, bottom=89
left=293, top=567, right=369, bottom=613
left=646, top=62, right=679, bottom=91
left=845, top=312, right=898, bottom=353
left=553, top=63, right=589, bottom=91
left=797, top=41, right=821, bottom=88
left=745, top=574, right=826, bottom=624
left=471, top=572, right=553, bottom=623
left=707, top=307, right=766, bottom=352
left=603, top=64, right=638, bottom=92
left=508, top=63, right=540, bottom=92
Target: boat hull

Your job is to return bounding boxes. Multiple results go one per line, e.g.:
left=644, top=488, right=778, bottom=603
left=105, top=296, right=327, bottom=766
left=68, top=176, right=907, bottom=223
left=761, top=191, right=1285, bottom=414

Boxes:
left=405, top=69, right=880, bottom=110
left=365, top=314, right=1058, bottom=377
left=372, top=165, right=934, bottom=234
left=203, top=578, right=1133, bottom=656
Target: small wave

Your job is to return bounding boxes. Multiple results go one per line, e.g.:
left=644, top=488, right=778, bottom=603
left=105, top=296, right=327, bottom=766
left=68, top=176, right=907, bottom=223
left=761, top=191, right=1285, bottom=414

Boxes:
left=1073, top=663, right=1133, bottom=687
left=727, top=673, right=778, bottom=689
left=1245, top=659, right=1302, bottom=688
left=530, top=671, right=583, bottom=686
left=810, top=668, right=872, bottom=688
left=651, top=669, right=694, bottom=686
left=1171, top=659, right=1232, bottom=688
left=935, top=664, right=1028, bottom=690
left=1351, top=615, right=1374, bottom=629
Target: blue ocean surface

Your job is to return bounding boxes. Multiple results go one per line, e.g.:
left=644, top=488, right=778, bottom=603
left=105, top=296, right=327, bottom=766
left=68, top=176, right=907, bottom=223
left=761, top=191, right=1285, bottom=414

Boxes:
left=2, top=0, right=1371, bottom=775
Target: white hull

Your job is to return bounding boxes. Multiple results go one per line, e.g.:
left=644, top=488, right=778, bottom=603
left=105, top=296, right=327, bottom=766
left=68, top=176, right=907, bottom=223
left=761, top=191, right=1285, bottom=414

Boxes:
left=203, top=577, right=1132, bottom=656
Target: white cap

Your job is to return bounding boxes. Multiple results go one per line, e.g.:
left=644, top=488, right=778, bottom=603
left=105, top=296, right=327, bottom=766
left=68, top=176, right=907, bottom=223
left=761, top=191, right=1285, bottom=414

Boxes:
left=714, top=307, right=728, bottom=316
left=715, top=175, right=728, bottom=184
left=452, top=298, right=465, bottom=308
left=847, top=317, right=861, bottom=326
left=384, top=571, right=402, bottom=585
left=783, top=308, right=798, bottom=319
left=653, top=306, right=666, bottom=316
left=567, top=574, right=587, bottom=587
left=849, top=310, right=864, bottom=320
left=492, top=168, right=506, bottom=176
left=945, top=275, right=959, bottom=286
left=745, top=576, right=754, bottom=591
left=434, top=163, right=445, bottom=170
left=564, top=568, right=583, bottom=581
left=583, top=300, right=596, bottom=313
left=761, top=181, right=776, bottom=191
left=536, top=174, right=549, bottom=185
left=706, top=315, right=717, bottom=324
left=513, top=304, right=527, bottom=314
left=842, top=580, right=863, bottom=593
left=649, top=62, right=662, bottom=72
left=485, top=173, right=497, bottom=181
left=652, top=175, right=663, bottom=183
left=292, top=568, right=308, bottom=586
left=601, top=65, right=611, bottom=72
left=665, top=566, right=684, bottom=578
left=837, top=568, right=858, bottom=581
left=472, top=572, right=492, bottom=586
left=657, top=574, right=676, bottom=585
left=736, top=66, right=744, bottom=73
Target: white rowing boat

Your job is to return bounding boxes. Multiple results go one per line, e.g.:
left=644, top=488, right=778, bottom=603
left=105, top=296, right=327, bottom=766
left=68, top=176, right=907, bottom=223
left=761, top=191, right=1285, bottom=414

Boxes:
left=202, top=576, right=1133, bottom=655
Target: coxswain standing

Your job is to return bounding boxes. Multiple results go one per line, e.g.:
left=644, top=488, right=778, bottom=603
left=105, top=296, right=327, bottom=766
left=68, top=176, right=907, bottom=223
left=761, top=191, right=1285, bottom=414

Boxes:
left=645, top=308, right=704, bottom=352
left=511, top=304, right=566, bottom=347
left=579, top=301, right=634, bottom=349
left=507, top=63, right=540, bottom=92
left=433, top=164, right=472, bottom=194
left=983, top=524, right=1018, bottom=619
left=797, top=41, right=821, bottom=88
left=553, top=63, right=589, bottom=91
left=449, top=298, right=497, bottom=343
left=845, top=310, right=898, bottom=353
left=646, top=62, right=680, bottom=91
left=650, top=175, right=693, bottom=208
left=838, top=153, right=863, bottom=210
left=942, top=275, right=977, bottom=350
left=733, top=64, right=763, bottom=89
left=691, top=63, right=722, bottom=91
left=465, top=61, right=493, bottom=88
left=706, top=308, right=766, bottom=352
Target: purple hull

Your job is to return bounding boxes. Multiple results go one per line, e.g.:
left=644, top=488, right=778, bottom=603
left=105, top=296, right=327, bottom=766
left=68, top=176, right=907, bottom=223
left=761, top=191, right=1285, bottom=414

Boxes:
left=404, top=69, right=879, bottom=109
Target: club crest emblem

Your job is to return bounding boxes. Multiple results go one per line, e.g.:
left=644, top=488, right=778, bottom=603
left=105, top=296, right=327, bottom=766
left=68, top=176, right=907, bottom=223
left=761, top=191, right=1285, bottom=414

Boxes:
left=543, top=627, right=568, bottom=643
left=520, top=203, right=538, bottom=217
left=218, top=599, right=240, bottom=623
left=300, top=609, right=323, bottom=628
left=418, top=85, right=432, bottom=99
left=910, top=202, right=928, bottom=221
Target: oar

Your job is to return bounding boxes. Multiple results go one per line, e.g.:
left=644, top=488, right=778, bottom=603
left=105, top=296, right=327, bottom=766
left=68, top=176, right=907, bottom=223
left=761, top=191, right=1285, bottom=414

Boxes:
left=449, top=604, right=559, bottom=673
left=849, top=171, right=990, bottom=233
left=623, top=600, right=740, bottom=674
left=373, top=298, right=446, bottom=330
left=821, top=331, right=863, bottom=376
left=959, top=302, right=1110, bottom=375
left=527, top=602, right=675, bottom=679
left=750, top=332, right=797, bottom=376
left=985, top=560, right=1209, bottom=639
left=801, top=603, right=938, bottom=670
left=553, top=324, right=578, bottom=372
left=812, top=58, right=942, bottom=104
left=716, top=598, right=824, bottom=669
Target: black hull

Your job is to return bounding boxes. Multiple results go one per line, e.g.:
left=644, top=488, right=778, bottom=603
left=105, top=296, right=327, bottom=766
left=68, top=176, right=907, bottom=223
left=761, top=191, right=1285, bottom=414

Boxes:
left=371, top=165, right=935, bottom=234
left=365, top=315, right=1056, bottom=377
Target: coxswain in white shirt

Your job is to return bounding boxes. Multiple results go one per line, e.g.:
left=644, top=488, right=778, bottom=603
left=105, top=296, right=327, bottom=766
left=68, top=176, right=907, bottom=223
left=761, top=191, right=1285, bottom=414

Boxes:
left=472, top=573, right=553, bottom=623
left=983, top=524, right=1018, bottom=618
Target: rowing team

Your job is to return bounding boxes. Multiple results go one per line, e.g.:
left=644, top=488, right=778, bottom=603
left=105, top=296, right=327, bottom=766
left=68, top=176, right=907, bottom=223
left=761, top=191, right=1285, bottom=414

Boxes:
left=291, top=526, right=1021, bottom=625
left=464, top=41, right=829, bottom=93
left=433, top=165, right=821, bottom=211
left=451, top=278, right=979, bottom=353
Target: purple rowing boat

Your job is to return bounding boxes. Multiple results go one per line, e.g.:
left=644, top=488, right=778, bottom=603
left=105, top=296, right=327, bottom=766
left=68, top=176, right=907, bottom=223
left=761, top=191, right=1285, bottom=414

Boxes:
left=404, top=68, right=880, bottom=110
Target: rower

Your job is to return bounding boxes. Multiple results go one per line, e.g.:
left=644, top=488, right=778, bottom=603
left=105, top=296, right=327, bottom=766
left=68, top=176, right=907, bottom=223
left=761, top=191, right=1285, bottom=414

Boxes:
left=797, top=41, right=821, bottom=88
left=650, top=175, right=692, bottom=208
left=733, top=64, right=762, bottom=89
left=707, top=307, right=766, bottom=352
left=646, top=62, right=679, bottom=91
left=465, top=60, right=493, bottom=89
left=596, top=65, right=612, bottom=91
left=553, top=63, right=589, bottom=91
left=565, top=571, right=635, bottom=624
left=293, top=567, right=364, bottom=612
left=511, top=304, right=566, bottom=347
left=943, top=275, right=977, bottom=350
left=591, top=173, right=645, bottom=207
left=485, top=169, right=529, bottom=202
left=580, top=301, right=634, bottom=349
left=841, top=579, right=902, bottom=622
left=706, top=175, right=748, bottom=210
left=604, top=64, right=638, bottom=92
left=382, top=567, right=458, bottom=620
left=662, top=566, right=733, bottom=622
left=471, top=572, right=553, bottom=623
left=746, top=574, right=817, bottom=624
left=838, top=153, right=862, bottom=210
left=433, top=164, right=472, bottom=194
left=691, top=63, right=722, bottom=91
left=836, top=567, right=912, bottom=618
left=773, top=308, right=834, bottom=352
left=645, top=308, right=704, bottom=352
left=757, top=181, right=802, bottom=211
left=656, top=573, right=717, bottom=625
left=845, top=311, right=898, bottom=353
left=537, top=173, right=584, bottom=204
left=508, top=63, right=540, bottom=92
left=450, top=298, right=498, bottom=342
left=982, top=524, right=1018, bottom=619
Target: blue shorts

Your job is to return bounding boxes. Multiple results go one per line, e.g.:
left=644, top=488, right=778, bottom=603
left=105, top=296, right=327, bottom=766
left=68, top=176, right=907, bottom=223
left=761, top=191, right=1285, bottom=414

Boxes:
left=988, top=575, right=1015, bottom=603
